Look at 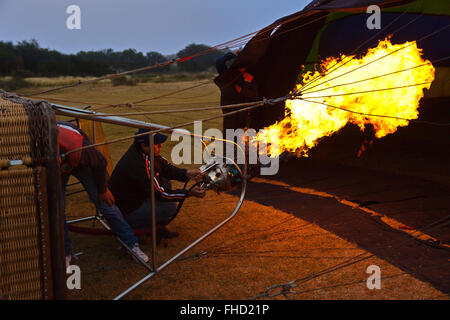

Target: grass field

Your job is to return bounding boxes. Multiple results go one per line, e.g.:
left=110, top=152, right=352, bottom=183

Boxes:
left=16, top=80, right=448, bottom=300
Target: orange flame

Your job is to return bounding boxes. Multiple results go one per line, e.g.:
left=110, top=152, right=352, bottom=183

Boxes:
left=258, top=38, right=435, bottom=157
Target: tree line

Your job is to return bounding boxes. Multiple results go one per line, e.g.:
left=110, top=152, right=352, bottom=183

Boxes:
left=0, top=39, right=227, bottom=77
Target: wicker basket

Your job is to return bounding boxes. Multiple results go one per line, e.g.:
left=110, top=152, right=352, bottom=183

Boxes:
left=0, top=91, right=65, bottom=299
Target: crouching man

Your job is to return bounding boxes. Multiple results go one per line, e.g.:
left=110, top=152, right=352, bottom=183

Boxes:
left=57, top=122, right=149, bottom=265
left=109, top=129, right=205, bottom=239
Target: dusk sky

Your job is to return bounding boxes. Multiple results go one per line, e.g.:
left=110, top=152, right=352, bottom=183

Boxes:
left=0, top=0, right=310, bottom=55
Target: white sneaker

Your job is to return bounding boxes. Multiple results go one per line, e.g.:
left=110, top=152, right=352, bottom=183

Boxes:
left=130, top=244, right=149, bottom=263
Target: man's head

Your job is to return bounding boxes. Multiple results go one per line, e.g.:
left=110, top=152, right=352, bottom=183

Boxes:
left=134, top=129, right=168, bottom=157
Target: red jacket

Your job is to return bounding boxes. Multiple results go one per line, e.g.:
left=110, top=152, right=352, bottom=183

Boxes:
left=57, top=121, right=108, bottom=193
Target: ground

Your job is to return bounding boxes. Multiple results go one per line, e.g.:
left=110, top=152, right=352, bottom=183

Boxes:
left=17, top=79, right=449, bottom=300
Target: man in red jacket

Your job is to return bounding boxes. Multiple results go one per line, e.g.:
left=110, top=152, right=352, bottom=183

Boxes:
left=58, top=122, right=148, bottom=266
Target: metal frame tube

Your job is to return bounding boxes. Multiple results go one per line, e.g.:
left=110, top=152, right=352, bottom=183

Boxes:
left=51, top=103, right=248, bottom=300
left=114, top=177, right=247, bottom=300
left=67, top=213, right=154, bottom=272
left=67, top=216, right=97, bottom=224
left=92, top=119, right=96, bottom=143
left=51, top=104, right=188, bottom=135
left=149, top=136, right=157, bottom=271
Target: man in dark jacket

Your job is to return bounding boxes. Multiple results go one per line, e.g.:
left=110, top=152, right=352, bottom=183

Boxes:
left=109, top=129, right=205, bottom=237
left=58, top=122, right=148, bottom=266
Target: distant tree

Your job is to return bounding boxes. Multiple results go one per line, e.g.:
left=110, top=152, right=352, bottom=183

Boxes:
left=145, top=51, right=168, bottom=73
left=0, top=41, right=18, bottom=75
left=146, top=51, right=166, bottom=64
left=0, top=39, right=226, bottom=78
left=15, top=39, right=41, bottom=75
left=114, top=49, right=146, bottom=71
left=176, top=43, right=224, bottom=73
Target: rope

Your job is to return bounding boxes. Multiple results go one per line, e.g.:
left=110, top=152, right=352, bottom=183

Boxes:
left=93, top=101, right=220, bottom=116
left=252, top=214, right=450, bottom=299
left=200, top=222, right=317, bottom=256
left=25, top=59, right=180, bottom=96
left=301, top=81, right=435, bottom=99
left=185, top=186, right=447, bottom=258
left=28, top=96, right=111, bottom=107
left=278, top=214, right=450, bottom=294
left=224, top=12, right=329, bottom=50
left=21, top=5, right=443, bottom=121
left=299, top=96, right=450, bottom=126
left=131, top=81, right=211, bottom=105
left=58, top=100, right=268, bottom=158
left=300, top=56, right=450, bottom=96
left=299, top=7, right=423, bottom=92
left=80, top=101, right=266, bottom=117
left=31, top=88, right=219, bottom=112
left=23, top=8, right=319, bottom=97
left=136, top=89, right=219, bottom=103
left=290, top=262, right=450, bottom=297
left=179, top=217, right=311, bottom=260
left=299, top=23, right=449, bottom=95
left=182, top=177, right=448, bottom=264
left=29, top=8, right=441, bottom=121
left=37, top=63, right=240, bottom=114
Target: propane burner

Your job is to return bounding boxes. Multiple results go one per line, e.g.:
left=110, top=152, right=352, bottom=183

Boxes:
left=199, top=156, right=243, bottom=193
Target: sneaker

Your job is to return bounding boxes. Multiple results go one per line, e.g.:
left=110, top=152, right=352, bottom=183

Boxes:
left=130, top=244, right=149, bottom=263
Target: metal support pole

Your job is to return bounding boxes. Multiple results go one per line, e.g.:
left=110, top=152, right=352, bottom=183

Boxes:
left=50, top=103, right=248, bottom=300
left=51, top=103, right=189, bottom=136
left=67, top=216, right=97, bottom=224
left=68, top=212, right=154, bottom=272
left=149, top=135, right=157, bottom=272
left=113, top=177, right=247, bottom=300
left=92, top=119, right=96, bottom=143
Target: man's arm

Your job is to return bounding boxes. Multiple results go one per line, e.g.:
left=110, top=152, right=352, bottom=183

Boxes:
left=158, top=156, right=189, bottom=182
left=142, top=154, right=188, bottom=201
left=158, top=156, right=204, bottom=182
left=152, top=177, right=188, bottom=202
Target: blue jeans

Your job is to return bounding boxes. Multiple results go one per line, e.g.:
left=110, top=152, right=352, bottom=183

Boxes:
left=125, top=199, right=178, bottom=229
left=61, top=167, right=138, bottom=256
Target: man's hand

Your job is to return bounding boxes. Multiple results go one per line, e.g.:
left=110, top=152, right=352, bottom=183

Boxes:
left=99, top=188, right=115, bottom=206
left=186, top=169, right=204, bottom=182
left=188, top=186, right=206, bottom=198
